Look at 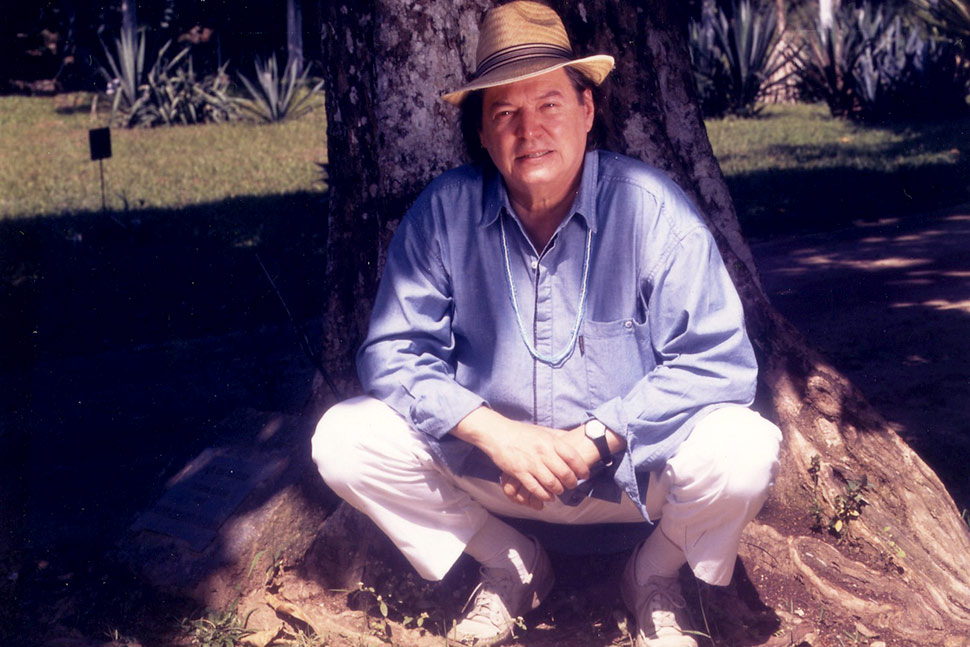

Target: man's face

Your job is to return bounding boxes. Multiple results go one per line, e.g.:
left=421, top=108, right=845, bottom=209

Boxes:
left=478, top=68, right=594, bottom=202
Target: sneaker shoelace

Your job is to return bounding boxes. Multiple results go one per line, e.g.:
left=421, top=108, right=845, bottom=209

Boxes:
left=641, top=579, right=688, bottom=633
left=464, top=566, right=516, bottom=628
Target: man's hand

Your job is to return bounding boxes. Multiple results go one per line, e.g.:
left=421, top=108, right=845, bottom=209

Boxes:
left=452, top=408, right=590, bottom=509
left=498, top=421, right=628, bottom=508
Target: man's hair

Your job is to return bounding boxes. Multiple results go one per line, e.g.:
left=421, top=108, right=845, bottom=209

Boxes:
left=459, top=66, right=606, bottom=167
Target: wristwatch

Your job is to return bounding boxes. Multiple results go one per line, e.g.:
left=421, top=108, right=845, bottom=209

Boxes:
left=584, top=419, right=614, bottom=467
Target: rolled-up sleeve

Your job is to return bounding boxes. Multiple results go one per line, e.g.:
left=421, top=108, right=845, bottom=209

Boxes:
left=356, top=197, right=486, bottom=439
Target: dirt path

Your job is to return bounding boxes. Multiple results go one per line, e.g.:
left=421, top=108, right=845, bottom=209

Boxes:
left=750, top=205, right=970, bottom=511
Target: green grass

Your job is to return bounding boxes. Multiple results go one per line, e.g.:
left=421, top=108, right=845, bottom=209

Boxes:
left=0, top=93, right=328, bottom=219
left=706, top=103, right=970, bottom=237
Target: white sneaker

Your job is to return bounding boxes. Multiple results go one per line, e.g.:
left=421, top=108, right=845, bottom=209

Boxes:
left=449, top=538, right=554, bottom=646
left=621, top=544, right=698, bottom=647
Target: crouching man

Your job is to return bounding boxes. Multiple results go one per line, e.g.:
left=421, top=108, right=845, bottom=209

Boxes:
left=312, top=2, right=781, bottom=646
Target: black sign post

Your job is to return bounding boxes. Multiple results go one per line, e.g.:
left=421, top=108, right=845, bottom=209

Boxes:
left=89, top=128, right=112, bottom=211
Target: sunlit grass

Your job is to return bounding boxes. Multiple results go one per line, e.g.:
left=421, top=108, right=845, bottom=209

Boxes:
left=0, top=93, right=328, bottom=219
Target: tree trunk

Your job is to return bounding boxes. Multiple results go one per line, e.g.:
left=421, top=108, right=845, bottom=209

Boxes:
left=287, top=0, right=304, bottom=69
left=316, top=1, right=970, bottom=644
left=121, top=0, right=137, bottom=34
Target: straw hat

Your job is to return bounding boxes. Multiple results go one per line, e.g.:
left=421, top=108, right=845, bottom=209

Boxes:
left=441, top=1, right=615, bottom=105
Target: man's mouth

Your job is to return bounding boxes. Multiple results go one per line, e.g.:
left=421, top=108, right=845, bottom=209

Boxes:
left=517, top=150, right=552, bottom=160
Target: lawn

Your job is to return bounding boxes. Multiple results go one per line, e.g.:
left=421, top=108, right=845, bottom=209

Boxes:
left=706, top=103, right=970, bottom=237
left=0, top=93, right=328, bottom=218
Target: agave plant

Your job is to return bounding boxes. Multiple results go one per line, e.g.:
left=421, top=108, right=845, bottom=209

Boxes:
left=99, top=26, right=148, bottom=119
left=791, top=4, right=872, bottom=118
left=913, top=0, right=970, bottom=41
left=237, top=54, right=325, bottom=123
left=689, top=0, right=790, bottom=117
left=100, top=28, right=240, bottom=128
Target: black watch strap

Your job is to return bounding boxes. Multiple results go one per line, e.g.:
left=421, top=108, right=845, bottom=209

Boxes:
left=590, top=434, right=613, bottom=467
left=585, top=419, right=614, bottom=467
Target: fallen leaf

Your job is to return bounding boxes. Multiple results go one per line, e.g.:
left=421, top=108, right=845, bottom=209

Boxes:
left=242, top=626, right=283, bottom=647
left=265, top=592, right=319, bottom=634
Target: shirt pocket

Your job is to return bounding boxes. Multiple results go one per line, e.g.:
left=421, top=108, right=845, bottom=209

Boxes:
left=582, top=318, right=656, bottom=406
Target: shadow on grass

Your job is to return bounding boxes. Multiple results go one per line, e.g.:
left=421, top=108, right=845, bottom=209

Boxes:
left=752, top=209, right=970, bottom=512
left=1, top=190, right=329, bottom=366
left=730, top=118, right=970, bottom=239
left=0, top=191, right=329, bottom=643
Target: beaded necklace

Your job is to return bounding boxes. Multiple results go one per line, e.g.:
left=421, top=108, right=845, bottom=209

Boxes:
left=499, top=212, right=591, bottom=366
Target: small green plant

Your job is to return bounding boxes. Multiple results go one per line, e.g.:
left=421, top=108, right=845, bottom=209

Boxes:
left=180, top=600, right=255, bottom=647
left=249, top=546, right=287, bottom=589
left=237, top=55, right=325, bottom=123
left=829, top=475, right=868, bottom=537
left=880, top=526, right=906, bottom=560
left=806, top=455, right=868, bottom=539
left=354, top=581, right=430, bottom=639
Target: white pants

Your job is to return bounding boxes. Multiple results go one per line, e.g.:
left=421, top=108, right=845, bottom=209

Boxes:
left=312, top=397, right=781, bottom=585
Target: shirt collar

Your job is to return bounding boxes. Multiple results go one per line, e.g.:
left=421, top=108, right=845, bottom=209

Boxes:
left=479, top=151, right=600, bottom=233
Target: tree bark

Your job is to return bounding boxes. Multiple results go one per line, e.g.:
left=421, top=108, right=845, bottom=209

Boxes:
left=316, top=1, right=970, bottom=644
left=121, top=0, right=137, bottom=34
left=287, top=0, right=304, bottom=69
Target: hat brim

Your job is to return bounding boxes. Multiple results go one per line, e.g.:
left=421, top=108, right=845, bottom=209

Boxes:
left=441, top=54, right=615, bottom=105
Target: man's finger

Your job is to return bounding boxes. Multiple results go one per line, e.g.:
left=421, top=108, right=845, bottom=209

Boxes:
left=555, top=439, right=591, bottom=481
left=516, top=471, right=556, bottom=502
left=502, top=475, right=545, bottom=509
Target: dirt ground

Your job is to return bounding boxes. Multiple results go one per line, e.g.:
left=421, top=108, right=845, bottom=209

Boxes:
left=3, top=204, right=969, bottom=646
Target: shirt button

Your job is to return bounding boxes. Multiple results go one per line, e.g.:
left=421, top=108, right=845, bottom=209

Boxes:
left=624, top=320, right=633, bottom=329
left=530, top=260, right=538, bottom=270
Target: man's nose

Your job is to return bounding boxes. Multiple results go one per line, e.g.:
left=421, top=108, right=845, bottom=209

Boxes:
left=515, top=109, right=540, bottom=139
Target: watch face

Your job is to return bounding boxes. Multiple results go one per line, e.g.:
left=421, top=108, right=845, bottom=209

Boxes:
left=585, top=420, right=606, bottom=439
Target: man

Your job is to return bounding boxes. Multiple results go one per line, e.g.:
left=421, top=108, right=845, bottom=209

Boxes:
left=312, top=2, right=781, bottom=646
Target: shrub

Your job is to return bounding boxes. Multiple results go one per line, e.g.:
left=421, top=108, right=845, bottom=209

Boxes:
left=689, top=0, right=790, bottom=117
left=913, top=0, right=970, bottom=41
left=794, top=2, right=970, bottom=121
left=791, top=5, right=870, bottom=118
left=855, top=14, right=970, bottom=120
left=99, top=28, right=239, bottom=128
left=236, top=55, right=324, bottom=123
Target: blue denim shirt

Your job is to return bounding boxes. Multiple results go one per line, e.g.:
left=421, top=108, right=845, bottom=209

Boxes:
left=357, top=151, right=757, bottom=520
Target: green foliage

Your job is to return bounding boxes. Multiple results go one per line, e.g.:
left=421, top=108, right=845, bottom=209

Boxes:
left=99, top=28, right=240, bottom=128
left=690, top=0, right=790, bottom=117
left=794, top=2, right=970, bottom=121
left=180, top=601, right=255, bottom=647
left=354, top=581, right=430, bottom=639
left=248, top=546, right=286, bottom=588
left=237, top=55, right=325, bottom=123
left=792, top=5, right=871, bottom=118
left=913, top=0, right=970, bottom=41
left=806, top=455, right=869, bottom=539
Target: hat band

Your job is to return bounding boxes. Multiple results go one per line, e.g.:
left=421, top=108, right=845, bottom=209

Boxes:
left=474, top=42, right=573, bottom=79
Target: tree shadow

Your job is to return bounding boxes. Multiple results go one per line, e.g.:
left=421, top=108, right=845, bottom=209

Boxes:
left=752, top=207, right=970, bottom=511
left=0, top=191, right=329, bottom=642
left=729, top=118, right=970, bottom=240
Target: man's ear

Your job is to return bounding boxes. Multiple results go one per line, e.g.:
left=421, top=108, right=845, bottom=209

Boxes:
left=582, top=88, right=595, bottom=133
